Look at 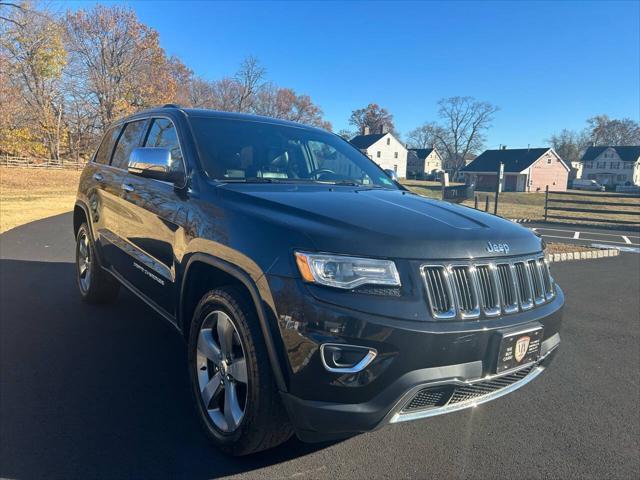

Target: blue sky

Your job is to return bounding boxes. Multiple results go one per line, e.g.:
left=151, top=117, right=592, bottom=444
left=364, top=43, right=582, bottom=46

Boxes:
left=59, top=0, right=639, bottom=148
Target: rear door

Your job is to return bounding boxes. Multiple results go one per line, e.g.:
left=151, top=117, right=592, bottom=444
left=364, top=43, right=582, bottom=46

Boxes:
left=85, top=124, right=122, bottom=267
left=116, top=117, right=189, bottom=318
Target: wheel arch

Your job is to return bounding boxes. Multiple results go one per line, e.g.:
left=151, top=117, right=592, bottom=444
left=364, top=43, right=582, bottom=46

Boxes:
left=180, top=253, right=288, bottom=393
left=73, top=201, right=90, bottom=237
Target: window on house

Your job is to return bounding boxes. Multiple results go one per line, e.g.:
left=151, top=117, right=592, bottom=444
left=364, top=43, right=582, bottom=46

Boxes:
left=394, top=152, right=398, bottom=159
left=377, top=151, right=381, bottom=158
left=617, top=174, right=626, bottom=182
left=547, top=158, right=552, bottom=164
left=597, top=162, right=606, bottom=168
left=386, top=137, right=390, bottom=146
left=585, top=162, right=593, bottom=169
left=393, top=164, right=398, bottom=172
left=624, top=162, right=633, bottom=169
left=610, top=162, right=620, bottom=169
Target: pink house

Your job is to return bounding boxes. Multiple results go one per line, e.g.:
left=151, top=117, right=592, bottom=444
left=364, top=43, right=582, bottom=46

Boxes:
left=461, top=147, right=570, bottom=192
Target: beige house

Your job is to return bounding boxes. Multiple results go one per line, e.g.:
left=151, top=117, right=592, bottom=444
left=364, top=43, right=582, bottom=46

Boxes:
left=462, top=147, right=569, bottom=192
left=407, top=148, right=443, bottom=178
left=350, top=130, right=408, bottom=178
left=580, top=146, right=640, bottom=187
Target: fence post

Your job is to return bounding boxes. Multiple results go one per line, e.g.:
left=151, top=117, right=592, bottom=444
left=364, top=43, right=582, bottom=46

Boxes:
left=474, top=194, right=478, bottom=210
left=485, top=195, right=489, bottom=212
left=544, top=185, right=549, bottom=222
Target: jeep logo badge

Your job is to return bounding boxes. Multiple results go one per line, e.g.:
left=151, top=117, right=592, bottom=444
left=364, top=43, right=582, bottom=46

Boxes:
left=486, top=241, right=510, bottom=254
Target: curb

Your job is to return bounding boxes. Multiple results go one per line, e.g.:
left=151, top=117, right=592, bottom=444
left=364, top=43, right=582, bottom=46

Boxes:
left=510, top=218, right=535, bottom=223
left=545, top=248, right=619, bottom=263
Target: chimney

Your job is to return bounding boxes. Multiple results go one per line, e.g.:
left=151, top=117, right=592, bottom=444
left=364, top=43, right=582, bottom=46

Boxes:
left=501, top=145, right=507, bottom=150
left=362, top=125, right=370, bottom=135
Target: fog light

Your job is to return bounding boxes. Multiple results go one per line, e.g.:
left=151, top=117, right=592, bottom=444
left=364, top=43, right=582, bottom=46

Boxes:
left=320, top=343, right=377, bottom=373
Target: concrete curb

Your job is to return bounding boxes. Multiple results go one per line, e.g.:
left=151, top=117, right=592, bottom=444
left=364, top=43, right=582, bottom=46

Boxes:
left=510, top=218, right=535, bottom=223
left=545, top=248, right=619, bottom=263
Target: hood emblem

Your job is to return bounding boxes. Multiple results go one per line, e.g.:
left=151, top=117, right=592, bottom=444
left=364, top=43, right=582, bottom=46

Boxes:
left=486, top=242, right=510, bottom=254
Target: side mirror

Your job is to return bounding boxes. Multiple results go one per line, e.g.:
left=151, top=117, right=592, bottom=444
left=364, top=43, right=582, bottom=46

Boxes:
left=128, top=147, right=180, bottom=183
left=384, top=169, right=398, bottom=181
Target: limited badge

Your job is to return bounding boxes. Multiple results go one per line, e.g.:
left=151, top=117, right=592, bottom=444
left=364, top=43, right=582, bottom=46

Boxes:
left=514, top=336, right=531, bottom=363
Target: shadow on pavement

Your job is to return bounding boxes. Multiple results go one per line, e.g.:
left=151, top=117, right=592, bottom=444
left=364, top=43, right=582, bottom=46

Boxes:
left=0, top=258, right=336, bottom=479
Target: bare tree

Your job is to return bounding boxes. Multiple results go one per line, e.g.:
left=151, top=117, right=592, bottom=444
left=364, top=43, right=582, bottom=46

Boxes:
left=253, top=84, right=331, bottom=129
left=234, top=55, right=265, bottom=112
left=349, top=103, right=397, bottom=135
left=586, top=115, right=640, bottom=146
left=406, top=122, right=440, bottom=149
left=433, top=96, right=498, bottom=175
left=546, top=128, right=588, bottom=166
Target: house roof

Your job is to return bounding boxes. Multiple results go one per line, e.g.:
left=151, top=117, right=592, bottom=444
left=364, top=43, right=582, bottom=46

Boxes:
left=408, top=148, right=434, bottom=159
left=349, top=133, right=387, bottom=149
left=461, top=148, right=556, bottom=173
left=580, top=146, right=640, bottom=163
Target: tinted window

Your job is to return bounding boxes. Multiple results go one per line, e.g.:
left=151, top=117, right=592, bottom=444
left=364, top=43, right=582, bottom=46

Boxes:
left=93, top=126, right=120, bottom=165
left=190, top=117, right=397, bottom=188
left=111, top=120, right=147, bottom=169
left=144, top=118, right=185, bottom=177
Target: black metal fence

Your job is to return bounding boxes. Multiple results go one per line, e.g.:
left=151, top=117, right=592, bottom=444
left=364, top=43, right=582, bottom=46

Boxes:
left=544, top=186, right=640, bottom=226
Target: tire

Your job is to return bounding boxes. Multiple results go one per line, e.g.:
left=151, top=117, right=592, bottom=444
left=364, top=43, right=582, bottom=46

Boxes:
left=188, top=287, right=293, bottom=455
left=75, top=222, right=120, bottom=303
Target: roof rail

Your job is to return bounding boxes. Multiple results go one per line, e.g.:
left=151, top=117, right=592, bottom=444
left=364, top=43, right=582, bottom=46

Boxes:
left=162, top=103, right=181, bottom=108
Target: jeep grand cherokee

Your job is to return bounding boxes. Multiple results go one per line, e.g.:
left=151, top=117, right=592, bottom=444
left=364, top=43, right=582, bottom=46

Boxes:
left=73, top=105, right=563, bottom=455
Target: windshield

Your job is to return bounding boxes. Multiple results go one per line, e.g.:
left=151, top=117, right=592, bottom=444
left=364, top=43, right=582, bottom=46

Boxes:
left=190, top=117, right=398, bottom=188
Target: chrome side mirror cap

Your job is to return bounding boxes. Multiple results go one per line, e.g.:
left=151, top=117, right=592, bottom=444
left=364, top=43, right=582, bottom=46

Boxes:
left=384, top=169, right=398, bottom=181
left=128, top=147, right=181, bottom=184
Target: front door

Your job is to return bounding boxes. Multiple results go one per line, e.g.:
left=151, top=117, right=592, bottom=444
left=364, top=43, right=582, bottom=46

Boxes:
left=117, top=117, right=189, bottom=317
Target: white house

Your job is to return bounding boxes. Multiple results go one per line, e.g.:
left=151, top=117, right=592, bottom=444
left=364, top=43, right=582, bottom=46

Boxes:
left=407, top=148, right=443, bottom=177
left=579, top=146, right=640, bottom=187
left=350, top=130, right=408, bottom=178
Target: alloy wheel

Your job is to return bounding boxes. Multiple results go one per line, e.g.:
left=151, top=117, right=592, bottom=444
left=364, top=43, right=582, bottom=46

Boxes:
left=77, top=230, right=92, bottom=293
left=195, top=310, right=248, bottom=433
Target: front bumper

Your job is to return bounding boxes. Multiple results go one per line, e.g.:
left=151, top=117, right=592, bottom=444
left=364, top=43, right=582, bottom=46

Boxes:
left=268, top=275, right=564, bottom=442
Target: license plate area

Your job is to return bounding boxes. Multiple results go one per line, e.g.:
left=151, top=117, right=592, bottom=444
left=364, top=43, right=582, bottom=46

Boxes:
left=495, top=326, right=543, bottom=374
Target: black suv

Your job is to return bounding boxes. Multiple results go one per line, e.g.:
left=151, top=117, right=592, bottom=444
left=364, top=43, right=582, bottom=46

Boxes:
left=74, top=106, right=563, bottom=455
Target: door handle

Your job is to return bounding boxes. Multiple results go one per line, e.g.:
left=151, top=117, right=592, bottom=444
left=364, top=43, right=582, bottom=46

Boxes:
left=93, top=172, right=104, bottom=182
left=121, top=183, right=134, bottom=193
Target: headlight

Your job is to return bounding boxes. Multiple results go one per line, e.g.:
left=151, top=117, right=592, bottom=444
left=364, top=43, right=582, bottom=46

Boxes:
left=295, top=252, right=400, bottom=289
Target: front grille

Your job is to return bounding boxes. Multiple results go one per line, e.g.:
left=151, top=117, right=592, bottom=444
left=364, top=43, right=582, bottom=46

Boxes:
left=402, top=365, right=535, bottom=412
left=422, top=266, right=455, bottom=319
left=450, top=266, right=479, bottom=318
left=421, top=255, right=553, bottom=320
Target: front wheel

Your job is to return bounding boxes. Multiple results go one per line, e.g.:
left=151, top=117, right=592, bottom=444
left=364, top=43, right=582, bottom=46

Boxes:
left=188, top=287, right=293, bottom=455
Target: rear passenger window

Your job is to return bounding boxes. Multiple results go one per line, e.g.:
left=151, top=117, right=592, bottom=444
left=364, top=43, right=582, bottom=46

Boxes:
left=144, top=118, right=185, bottom=177
left=111, top=120, right=147, bottom=170
left=93, top=126, right=120, bottom=165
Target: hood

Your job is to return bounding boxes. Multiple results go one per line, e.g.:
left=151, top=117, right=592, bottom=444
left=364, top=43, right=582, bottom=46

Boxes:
left=218, top=184, right=543, bottom=260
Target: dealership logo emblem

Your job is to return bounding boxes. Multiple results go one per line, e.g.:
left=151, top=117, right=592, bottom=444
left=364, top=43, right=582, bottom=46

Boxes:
left=486, top=241, right=510, bottom=254
left=514, top=336, right=530, bottom=363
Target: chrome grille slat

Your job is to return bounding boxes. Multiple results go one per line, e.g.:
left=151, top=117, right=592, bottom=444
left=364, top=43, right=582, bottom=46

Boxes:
left=422, top=254, right=553, bottom=320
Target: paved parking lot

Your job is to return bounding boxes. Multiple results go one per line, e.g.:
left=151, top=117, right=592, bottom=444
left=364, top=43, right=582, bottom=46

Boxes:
left=528, top=223, right=640, bottom=253
left=1, top=213, right=639, bottom=479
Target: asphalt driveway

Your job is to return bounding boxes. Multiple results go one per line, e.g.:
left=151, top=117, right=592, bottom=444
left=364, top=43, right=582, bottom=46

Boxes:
left=1, top=213, right=638, bottom=479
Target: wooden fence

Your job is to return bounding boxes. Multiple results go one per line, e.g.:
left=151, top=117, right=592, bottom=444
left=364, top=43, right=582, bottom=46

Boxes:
left=544, top=186, right=640, bottom=226
left=2, top=156, right=87, bottom=170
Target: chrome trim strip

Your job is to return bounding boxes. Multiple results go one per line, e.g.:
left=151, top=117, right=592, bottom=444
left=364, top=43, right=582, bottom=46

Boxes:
left=319, top=343, right=377, bottom=374
left=389, top=365, right=545, bottom=424
left=384, top=333, right=560, bottom=425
